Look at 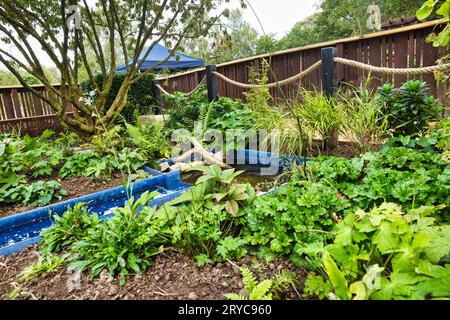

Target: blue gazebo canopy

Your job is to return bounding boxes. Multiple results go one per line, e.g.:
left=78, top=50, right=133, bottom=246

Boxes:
left=115, top=43, right=204, bottom=73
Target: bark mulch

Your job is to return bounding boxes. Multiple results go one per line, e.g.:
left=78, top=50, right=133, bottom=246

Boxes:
left=0, top=247, right=307, bottom=300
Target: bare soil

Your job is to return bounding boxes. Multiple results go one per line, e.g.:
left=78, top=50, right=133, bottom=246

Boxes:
left=0, top=174, right=129, bottom=218
left=0, top=246, right=307, bottom=300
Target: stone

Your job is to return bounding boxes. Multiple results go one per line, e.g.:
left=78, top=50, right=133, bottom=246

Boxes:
left=188, top=292, right=198, bottom=300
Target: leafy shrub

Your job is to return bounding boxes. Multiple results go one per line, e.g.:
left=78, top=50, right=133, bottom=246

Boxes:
left=80, top=73, right=156, bottom=123
left=301, top=203, right=450, bottom=300
left=0, top=180, right=67, bottom=207
left=125, top=121, right=170, bottom=165
left=154, top=165, right=256, bottom=259
left=243, top=179, right=349, bottom=260
left=377, top=80, right=442, bottom=136
left=302, top=146, right=450, bottom=222
left=165, top=96, right=250, bottom=132
left=19, top=253, right=67, bottom=282
left=60, top=148, right=145, bottom=179
left=40, top=203, right=100, bottom=254
left=68, top=191, right=163, bottom=284
left=59, top=150, right=100, bottom=178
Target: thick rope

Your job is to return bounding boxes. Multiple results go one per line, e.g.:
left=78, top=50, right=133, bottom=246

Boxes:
left=334, top=57, right=450, bottom=75
left=157, top=76, right=206, bottom=98
left=212, top=60, right=322, bottom=89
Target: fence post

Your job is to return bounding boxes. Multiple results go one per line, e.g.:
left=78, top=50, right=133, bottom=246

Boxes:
left=151, top=79, right=163, bottom=115
left=206, top=65, right=218, bottom=102
left=321, top=47, right=338, bottom=97
left=321, top=47, right=339, bottom=150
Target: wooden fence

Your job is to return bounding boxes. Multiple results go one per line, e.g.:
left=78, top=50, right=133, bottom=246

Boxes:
left=0, top=19, right=448, bottom=135
left=0, top=84, right=74, bottom=135
left=160, top=19, right=449, bottom=107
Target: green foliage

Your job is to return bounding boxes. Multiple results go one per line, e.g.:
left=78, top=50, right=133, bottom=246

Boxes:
left=154, top=165, right=256, bottom=259
left=40, top=203, right=101, bottom=254
left=165, top=94, right=250, bottom=133
left=60, top=148, right=145, bottom=179
left=216, top=236, right=247, bottom=260
left=80, top=73, right=156, bottom=123
left=244, top=178, right=348, bottom=260
left=301, top=145, right=450, bottom=222
left=126, top=121, right=170, bottom=163
left=225, top=267, right=297, bottom=300
left=279, top=0, right=423, bottom=50
left=417, top=0, right=450, bottom=46
left=59, top=150, right=101, bottom=178
left=303, top=273, right=331, bottom=299
left=301, top=203, right=450, bottom=300
left=244, top=62, right=272, bottom=112
left=340, top=81, right=390, bottom=154
left=21, top=180, right=68, bottom=207
left=19, top=253, right=67, bottom=282
left=377, top=80, right=442, bottom=136
left=195, top=253, right=213, bottom=267
left=294, top=89, right=341, bottom=150
left=68, top=191, right=163, bottom=284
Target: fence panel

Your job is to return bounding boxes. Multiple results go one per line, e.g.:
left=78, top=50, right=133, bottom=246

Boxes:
left=160, top=20, right=449, bottom=108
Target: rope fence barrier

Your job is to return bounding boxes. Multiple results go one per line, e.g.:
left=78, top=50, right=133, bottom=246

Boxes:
left=212, top=60, right=322, bottom=89
left=333, top=57, right=450, bottom=75
left=157, top=57, right=449, bottom=94
left=156, top=76, right=206, bottom=98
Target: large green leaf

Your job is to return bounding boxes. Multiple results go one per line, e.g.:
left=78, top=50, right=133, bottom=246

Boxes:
left=323, top=252, right=351, bottom=300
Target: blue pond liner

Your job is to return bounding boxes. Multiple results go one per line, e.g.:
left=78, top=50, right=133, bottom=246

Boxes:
left=0, top=149, right=309, bottom=256
left=0, top=170, right=191, bottom=256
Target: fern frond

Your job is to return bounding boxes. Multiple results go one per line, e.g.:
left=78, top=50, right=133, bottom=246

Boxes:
left=249, top=280, right=273, bottom=300
left=240, top=267, right=258, bottom=292
left=272, top=270, right=297, bottom=291
left=125, top=123, right=147, bottom=148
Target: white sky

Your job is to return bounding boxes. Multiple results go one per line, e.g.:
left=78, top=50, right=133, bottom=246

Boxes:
left=225, top=0, right=319, bottom=39
left=0, top=0, right=319, bottom=69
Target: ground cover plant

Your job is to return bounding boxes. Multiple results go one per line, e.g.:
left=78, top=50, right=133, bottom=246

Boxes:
left=0, top=122, right=170, bottom=210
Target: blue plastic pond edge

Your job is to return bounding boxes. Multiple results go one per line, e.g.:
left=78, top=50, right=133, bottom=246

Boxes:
left=0, top=149, right=310, bottom=256
left=0, top=169, right=191, bottom=256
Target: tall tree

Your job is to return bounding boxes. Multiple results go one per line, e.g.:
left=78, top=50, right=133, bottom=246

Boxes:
left=0, top=0, right=232, bottom=138
left=279, top=0, right=425, bottom=50
left=182, top=8, right=259, bottom=64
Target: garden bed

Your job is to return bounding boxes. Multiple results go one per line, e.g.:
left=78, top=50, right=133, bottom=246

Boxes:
left=0, top=174, right=131, bottom=218
left=0, top=247, right=306, bottom=300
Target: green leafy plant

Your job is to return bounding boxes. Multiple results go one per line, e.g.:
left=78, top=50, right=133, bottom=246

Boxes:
left=154, top=165, right=256, bottom=259
left=417, top=0, right=450, bottom=46
left=125, top=121, right=170, bottom=165
left=301, top=203, right=450, bottom=300
left=244, top=178, right=349, bottom=260
left=68, top=191, right=164, bottom=285
left=40, top=203, right=100, bottom=254
left=340, top=81, right=390, bottom=154
left=225, top=267, right=297, bottom=300
left=294, top=89, right=342, bottom=151
left=377, top=80, right=442, bottom=136
left=19, top=253, right=67, bottom=282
